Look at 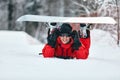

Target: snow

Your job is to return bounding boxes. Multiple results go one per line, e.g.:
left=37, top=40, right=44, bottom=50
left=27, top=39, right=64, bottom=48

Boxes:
left=0, top=30, right=120, bottom=80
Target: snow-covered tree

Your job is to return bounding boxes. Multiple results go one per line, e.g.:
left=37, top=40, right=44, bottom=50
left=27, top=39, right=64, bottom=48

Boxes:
left=0, top=0, right=8, bottom=30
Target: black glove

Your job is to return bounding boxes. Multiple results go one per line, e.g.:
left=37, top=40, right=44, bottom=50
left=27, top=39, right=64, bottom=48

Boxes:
left=47, top=28, right=59, bottom=48
left=72, top=30, right=81, bottom=50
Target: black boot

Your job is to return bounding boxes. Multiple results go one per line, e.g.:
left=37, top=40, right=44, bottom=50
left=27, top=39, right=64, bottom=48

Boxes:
left=79, top=24, right=92, bottom=38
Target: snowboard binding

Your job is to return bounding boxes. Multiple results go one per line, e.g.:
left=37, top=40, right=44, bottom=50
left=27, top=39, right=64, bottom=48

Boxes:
left=79, top=24, right=92, bottom=38
left=46, top=22, right=62, bottom=36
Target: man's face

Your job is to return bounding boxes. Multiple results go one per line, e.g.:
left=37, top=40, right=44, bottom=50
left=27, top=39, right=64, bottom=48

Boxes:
left=60, top=34, right=71, bottom=44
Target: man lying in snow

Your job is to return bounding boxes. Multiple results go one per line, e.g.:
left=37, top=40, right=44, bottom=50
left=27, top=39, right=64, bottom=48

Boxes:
left=42, top=23, right=91, bottom=59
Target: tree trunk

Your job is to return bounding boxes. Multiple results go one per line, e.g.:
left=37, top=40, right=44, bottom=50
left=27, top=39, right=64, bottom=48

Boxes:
left=8, top=0, right=13, bottom=30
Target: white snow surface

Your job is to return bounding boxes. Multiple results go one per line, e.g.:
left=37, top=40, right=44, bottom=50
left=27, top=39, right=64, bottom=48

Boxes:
left=0, top=30, right=120, bottom=80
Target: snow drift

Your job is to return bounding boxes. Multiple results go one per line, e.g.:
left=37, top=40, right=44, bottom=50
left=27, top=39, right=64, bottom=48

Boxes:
left=0, top=30, right=120, bottom=80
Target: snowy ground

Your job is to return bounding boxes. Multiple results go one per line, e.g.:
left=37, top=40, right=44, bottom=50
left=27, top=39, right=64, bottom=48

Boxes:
left=0, top=30, right=120, bottom=80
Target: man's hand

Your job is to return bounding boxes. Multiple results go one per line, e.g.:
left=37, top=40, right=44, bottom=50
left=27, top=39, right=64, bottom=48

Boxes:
left=72, top=30, right=81, bottom=50
left=47, top=28, right=59, bottom=48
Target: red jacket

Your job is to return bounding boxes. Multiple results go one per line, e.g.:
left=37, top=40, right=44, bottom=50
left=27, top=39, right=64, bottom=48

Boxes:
left=42, top=37, right=90, bottom=59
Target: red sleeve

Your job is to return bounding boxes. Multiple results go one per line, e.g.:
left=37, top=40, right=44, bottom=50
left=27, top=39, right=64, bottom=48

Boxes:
left=73, top=45, right=89, bottom=59
left=73, top=38, right=90, bottom=59
left=80, top=37, right=91, bottom=50
left=42, top=44, right=55, bottom=58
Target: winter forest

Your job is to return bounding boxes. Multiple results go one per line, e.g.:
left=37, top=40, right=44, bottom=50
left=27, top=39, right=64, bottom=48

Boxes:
left=0, top=0, right=120, bottom=44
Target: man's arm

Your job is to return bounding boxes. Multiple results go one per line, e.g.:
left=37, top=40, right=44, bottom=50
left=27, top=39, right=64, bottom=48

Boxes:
left=42, top=44, right=55, bottom=58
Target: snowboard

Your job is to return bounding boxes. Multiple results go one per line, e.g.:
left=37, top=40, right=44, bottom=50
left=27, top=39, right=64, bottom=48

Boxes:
left=17, top=14, right=116, bottom=24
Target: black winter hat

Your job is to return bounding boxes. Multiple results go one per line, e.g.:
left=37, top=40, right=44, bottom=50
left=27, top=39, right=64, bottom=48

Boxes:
left=59, top=23, right=72, bottom=35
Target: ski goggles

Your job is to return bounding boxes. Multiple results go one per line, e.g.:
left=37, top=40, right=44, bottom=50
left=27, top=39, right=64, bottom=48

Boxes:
left=60, top=33, right=71, bottom=37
